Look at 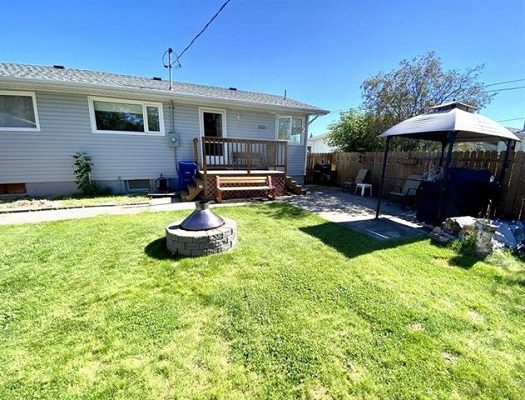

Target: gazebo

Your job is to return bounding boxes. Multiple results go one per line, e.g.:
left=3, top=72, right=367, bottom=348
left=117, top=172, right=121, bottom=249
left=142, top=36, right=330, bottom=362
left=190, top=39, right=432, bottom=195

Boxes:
left=375, top=101, right=521, bottom=223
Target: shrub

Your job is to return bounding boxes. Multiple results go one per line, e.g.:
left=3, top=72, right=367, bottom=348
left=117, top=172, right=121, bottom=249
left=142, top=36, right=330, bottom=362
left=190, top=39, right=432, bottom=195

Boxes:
left=72, top=152, right=99, bottom=196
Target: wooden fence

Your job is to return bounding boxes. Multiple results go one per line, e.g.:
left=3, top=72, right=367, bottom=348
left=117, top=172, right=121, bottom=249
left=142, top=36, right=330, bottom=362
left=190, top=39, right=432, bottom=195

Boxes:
left=306, top=151, right=525, bottom=220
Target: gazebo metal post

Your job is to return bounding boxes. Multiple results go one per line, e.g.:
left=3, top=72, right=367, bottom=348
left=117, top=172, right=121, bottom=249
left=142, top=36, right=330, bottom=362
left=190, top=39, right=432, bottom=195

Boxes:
left=375, top=136, right=391, bottom=219
left=438, top=139, right=447, bottom=167
left=498, top=139, right=512, bottom=185
left=436, top=131, right=457, bottom=223
left=493, top=139, right=513, bottom=217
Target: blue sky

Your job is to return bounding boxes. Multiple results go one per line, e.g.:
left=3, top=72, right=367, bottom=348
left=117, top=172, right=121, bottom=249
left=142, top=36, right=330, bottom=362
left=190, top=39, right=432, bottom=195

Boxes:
left=1, top=0, right=524, bottom=135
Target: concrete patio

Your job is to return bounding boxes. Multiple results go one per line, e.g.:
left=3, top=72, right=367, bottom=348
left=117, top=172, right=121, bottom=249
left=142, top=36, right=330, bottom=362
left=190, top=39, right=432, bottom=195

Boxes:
left=285, top=186, right=430, bottom=241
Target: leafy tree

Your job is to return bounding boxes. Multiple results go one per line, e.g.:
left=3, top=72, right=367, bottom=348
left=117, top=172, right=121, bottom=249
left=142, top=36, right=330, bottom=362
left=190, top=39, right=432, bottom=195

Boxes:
left=361, top=51, right=493, bottom=122
left=328, top=52, right=494, bottom=151
left=326, top=109, right=382, bottom=152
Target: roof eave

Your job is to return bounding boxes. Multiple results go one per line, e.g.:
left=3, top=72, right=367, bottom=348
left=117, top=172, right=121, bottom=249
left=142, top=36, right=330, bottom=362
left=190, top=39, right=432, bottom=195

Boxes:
left=0, top=76, right=329, bottom=115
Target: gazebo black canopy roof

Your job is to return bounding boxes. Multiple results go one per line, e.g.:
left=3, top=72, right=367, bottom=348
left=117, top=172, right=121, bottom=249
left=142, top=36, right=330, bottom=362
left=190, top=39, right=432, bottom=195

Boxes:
left=375, top=102, right=520, bottom=223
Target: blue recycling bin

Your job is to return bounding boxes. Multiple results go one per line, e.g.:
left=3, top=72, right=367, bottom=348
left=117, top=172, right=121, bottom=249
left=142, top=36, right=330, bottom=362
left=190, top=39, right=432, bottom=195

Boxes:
left=177, top=161, right=197, bottom=191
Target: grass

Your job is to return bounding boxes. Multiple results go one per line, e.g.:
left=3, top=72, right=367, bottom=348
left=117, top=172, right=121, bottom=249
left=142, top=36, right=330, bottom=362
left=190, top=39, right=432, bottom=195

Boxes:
left=0, top=194, right=150, bottom=210
left=0, top=203, right=523, bottom=399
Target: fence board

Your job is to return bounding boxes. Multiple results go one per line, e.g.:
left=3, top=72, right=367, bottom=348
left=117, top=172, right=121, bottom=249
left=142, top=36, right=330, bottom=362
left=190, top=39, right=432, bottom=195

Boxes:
left=307, top=150, right=525, bottom=220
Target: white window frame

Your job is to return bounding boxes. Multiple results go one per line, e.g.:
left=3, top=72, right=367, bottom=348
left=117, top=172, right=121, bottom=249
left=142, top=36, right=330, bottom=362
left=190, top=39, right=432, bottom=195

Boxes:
left=198, top=107, right=227, bottom=139
left=88, top=96, right=165, bottom=136
left=0, top=90, right=41, bottom=132
left=275, top=115, right=305, bottom=146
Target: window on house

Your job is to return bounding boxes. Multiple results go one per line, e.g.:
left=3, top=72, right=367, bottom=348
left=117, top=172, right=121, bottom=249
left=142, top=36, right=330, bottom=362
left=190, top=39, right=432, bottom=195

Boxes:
left=127, top=179, right=151, bottom=193
left=0, top=183, right=27, bottom=195
left=0, top=91, right=40, bottom=131
left=146, top=106, right=160, bottom=132
left=277, top=116, right=305, bottom=145
left=89, top=97, right=164, bottom=134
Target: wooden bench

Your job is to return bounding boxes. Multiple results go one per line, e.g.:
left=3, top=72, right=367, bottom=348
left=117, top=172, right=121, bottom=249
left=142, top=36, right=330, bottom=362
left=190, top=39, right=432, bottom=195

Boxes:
left=215, top=175, right=276, bottom=203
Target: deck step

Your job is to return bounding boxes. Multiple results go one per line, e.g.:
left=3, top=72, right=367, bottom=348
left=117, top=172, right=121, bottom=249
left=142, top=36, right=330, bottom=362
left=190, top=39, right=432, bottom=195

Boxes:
left=285, top=175, right=306, bottom=195
left=181, top=181, right=204, bottom=202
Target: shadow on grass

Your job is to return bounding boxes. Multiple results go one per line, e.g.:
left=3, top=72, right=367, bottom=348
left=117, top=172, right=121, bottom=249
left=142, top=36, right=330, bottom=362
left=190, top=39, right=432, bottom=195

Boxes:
left=144, top=238, right=173, bottom=260
left=445, top=240, right=481, bottom=270
left=447, top=253, right=479, bottom=269
left=299, top=221, right=425, bottom=260
left=260, top=202, right=312, bottom=220
left=495, top=272, right=525, bottom=287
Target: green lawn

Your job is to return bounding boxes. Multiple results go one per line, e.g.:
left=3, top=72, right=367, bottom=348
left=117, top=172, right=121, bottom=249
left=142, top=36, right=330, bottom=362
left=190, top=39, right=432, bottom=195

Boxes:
left=0, top=194, right=150, bottom=210
left=0, top=204, right=523, bottom=399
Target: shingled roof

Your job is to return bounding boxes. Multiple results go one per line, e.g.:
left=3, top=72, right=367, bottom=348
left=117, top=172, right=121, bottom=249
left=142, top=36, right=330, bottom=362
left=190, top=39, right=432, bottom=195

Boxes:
left=0, top=62, right=328, bottom=114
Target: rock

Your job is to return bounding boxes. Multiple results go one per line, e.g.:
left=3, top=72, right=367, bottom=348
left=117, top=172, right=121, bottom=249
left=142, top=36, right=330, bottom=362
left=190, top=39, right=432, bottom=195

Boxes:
left=474, top=219, right=497, bottom=257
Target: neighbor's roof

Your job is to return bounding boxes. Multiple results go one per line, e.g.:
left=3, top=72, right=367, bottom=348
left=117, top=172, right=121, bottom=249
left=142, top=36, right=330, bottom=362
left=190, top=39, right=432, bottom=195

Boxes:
left=0, top=62, right=328, bottom=115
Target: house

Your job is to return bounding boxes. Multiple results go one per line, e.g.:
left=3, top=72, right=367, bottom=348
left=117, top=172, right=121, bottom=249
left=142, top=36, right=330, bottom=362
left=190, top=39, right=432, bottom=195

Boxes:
left=307, top=133, right=336, bottom=153
left=0, top=63, right=328, bottom=199
left=473, top=127, right=524, bottom=153
left=497, top=126, right=525, bottom=152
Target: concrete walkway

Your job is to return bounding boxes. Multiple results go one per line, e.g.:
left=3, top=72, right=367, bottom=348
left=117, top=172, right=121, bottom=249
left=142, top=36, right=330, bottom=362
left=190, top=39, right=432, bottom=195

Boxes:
left=0, top=199, right=256, bottom=226
left=0, top=188, right=429, bottom=240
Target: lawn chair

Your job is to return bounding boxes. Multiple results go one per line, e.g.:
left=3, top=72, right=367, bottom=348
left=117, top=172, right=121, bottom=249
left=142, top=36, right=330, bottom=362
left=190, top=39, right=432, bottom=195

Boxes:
left=389, top=174, right=422, bottom=208
left=342, top=169, right=369, bottom=192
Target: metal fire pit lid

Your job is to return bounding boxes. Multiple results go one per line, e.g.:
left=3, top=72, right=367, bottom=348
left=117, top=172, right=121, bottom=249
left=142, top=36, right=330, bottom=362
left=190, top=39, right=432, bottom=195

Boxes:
left=180, top=201, right=225, bottom=231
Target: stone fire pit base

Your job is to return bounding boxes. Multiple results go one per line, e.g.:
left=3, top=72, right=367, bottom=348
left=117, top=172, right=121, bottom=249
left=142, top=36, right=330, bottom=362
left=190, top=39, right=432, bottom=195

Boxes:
left=166, top=218, right=237, bottom=257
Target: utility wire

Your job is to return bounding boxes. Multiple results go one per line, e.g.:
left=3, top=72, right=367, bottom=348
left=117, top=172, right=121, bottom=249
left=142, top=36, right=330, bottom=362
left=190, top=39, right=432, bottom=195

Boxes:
left=497, top=117, right=525, bottom=123
left=486, top=85, right=525, bottom=93
left=175, top=0, right=231, bottom=64
left=484, top=78, right=525, bottom=87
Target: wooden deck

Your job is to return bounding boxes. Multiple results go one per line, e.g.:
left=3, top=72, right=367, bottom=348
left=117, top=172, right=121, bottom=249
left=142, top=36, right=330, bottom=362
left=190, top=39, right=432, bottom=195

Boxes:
left=190, top=136, right=302, bottom=201
left=198, top=169, right=285, bottom=176
left=193, top=136, right=288, bottom=174
left=197, top=169, right=286, bottom=201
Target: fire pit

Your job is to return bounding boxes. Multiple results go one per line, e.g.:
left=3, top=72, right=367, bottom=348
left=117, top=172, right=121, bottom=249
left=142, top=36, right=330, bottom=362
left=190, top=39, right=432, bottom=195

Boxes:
left=166, top=201, right=237, bottom=256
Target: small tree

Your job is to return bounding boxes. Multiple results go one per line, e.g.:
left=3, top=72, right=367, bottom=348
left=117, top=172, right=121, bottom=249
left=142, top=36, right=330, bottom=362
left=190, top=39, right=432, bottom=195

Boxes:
left=72, top=152, right=98, bottom=196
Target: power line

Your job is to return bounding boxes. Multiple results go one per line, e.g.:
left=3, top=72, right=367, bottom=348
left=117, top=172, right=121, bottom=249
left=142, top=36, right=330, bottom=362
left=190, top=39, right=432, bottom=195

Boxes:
left=484, top=78, right=525, bottom=87
left=175, top=0, right=231, bottom=64
left=487, top=85, right=525, bottom=93
left=497, top=117, right=525, bottom=123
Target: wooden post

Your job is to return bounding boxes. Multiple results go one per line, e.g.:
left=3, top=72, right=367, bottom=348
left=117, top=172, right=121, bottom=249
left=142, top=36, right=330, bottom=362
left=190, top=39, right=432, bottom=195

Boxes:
left=375, top=136, right=391, bottom=219
left=202, top=138, right=207, bottom=174
left=193, top=138, right=199, bottom=165
left=246, top=142, right=252, bottom=173
left=284, top=141, right=288, bottom=176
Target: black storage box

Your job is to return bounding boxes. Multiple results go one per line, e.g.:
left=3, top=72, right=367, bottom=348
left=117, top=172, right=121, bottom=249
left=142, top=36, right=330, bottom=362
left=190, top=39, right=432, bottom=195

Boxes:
left=416, top=168, right=497, bottom=225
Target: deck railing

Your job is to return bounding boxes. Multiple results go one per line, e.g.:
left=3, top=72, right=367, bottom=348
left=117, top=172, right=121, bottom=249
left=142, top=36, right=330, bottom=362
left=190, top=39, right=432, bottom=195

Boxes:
left=193, top=137, right=288, bottom=174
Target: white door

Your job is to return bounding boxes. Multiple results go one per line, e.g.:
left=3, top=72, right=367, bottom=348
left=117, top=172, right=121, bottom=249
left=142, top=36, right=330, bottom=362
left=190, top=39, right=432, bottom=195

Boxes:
left=200, top=108, right=227, bottom=166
